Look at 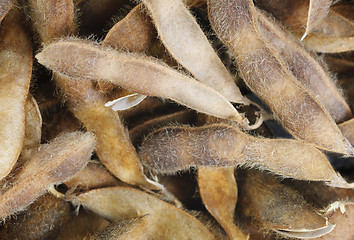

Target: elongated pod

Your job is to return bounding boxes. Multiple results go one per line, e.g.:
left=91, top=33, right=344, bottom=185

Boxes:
left=207, top=0, right=353, bottom=155
left=0, top=132, right=95, bottom=219
left=140, top=124, right=343, bottom=184
left=142, top=0, right=246, bottom=103
left=255, top=10, right=352, bottom=123
left=36, top=39, right=248, bottom=125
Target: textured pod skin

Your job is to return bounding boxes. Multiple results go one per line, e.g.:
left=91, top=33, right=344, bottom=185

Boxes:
left=36, top=40, right=246, bottom=124
left=140, top=124, right=339, bottom=182
left=255, top=10, right=352, bottom=123
left=207, top=0, right=353, bottom=155
left=0, top=132, right=95, bottom=219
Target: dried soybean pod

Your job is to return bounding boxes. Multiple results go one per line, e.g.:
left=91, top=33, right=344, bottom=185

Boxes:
left=0, top=131, right=95, bottom=219
left=26, top=0, right=75, bottom=43
left=198, top=167, right=249, bottom=240
left=236, top=169, right=334, bottom=238
left=36, top=40, right=248, bottom=125
left=339, top=118, right=354, bottom=146
left=142, top=0, right=247, bottom=104
left=0, top=0, right=13, bottom=23
left=207, top=0, right=353, bottom=155
left=55, top=77, right=164, bottom=190
left=67, top=187, right=216, bottom=240
left=140, top=124, right=344, bottom=185
left=64, top=162, right=124, bottom=192
left=99, top=3, right=155, bottom=94
left=301, top=0, right=333, bottom=41
left=0, top=194, right=71, bottom=240
left=28, top=0, right=164, bottom=191
left=0, top=8, right=32, bottom=180
left=255, top=10, right=352, bottom=123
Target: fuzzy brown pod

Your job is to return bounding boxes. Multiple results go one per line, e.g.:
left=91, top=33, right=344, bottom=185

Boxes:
left=0, top=7, right=32, bottom=181
left=0, top=194, right=71, bottom=240
left=36, top=39, right=249, bottom=126
left=339, top=118, right=354, bottom=146
left=27, top=0, right=162, bottom=191
left=207, top=0, right=353, bottom=155
left=236, top=169, right=334, bottom=239
left=140, top=124, right=347, bottom=186
left=142, top=0, right=247, bottom=104
left=55, top=76, right=162, bottom=190
left=198, top=167, right=249, bottom=240
left=254, top=9, right=352, bottom=123
left=67, top=187, right=216, bottom=239
left=0, top=131, right=95, bottom=219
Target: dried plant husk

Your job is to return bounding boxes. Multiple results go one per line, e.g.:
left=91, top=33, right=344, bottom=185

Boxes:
left=0, top=131, right=95, bottom=219
left=0, top=194, right=71, bottom=240
left=142, top=0, right=247, bottom=104
left=236, top=169, right=334, bottom=239
left=28, top=0, right=162, bottom=190
left=55, top=76, right=162, bottom=190
left=198, top=167, right=249, bottom=240
left=0, top=7, right=33, bottom=180
left=207, top=0, right=353, bottom=155
left=254, top=9, right=352, bottom=123
left=67, top=187, right=216, bottom=239
left=36, top=39, right=249, bottom=125
left=140, top=124, right=345, bottom=185
left=64, top=161, right=124, bottom=192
